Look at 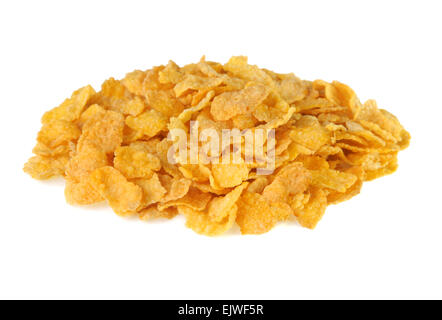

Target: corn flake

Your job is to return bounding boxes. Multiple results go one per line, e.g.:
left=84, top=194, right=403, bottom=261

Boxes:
left=89, top=166, right=142, bottom=216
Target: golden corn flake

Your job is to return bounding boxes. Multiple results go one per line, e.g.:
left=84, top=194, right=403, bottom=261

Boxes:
left=246, top=176, right=269, bottom=194
left=160, top=177, right=192, bottom=203
left=139, top=206, right=178, bottom=221
left=121, top=70, right=146, bottom=96
left=262, top=163, right=311, bottom=203
left=236, top=192, right=292, bottom=235
left=65, top=146, right=108, bottom=181
left=210, top=84, right=269, bottom=121
left=174, top=74, right=223, bottom=97
left=37, top=120, right=81, bottom=149
left=125, top=109, right=167, bottom=137
left=114, top=145, right=161, bottom=179
left=158, top=60, right=184, bottom=84
left=133, top=173, right=167, bottom=209
left=290, top=116, right=330, bottom=152
left=24, top=155, right=69, bottom=180
left=24, top=56, right=410, bottom=235
left=64, top=146, right=109, bottom=205
left=158, top=187, right=212, bottom=212
left=208, top=182, right=248, bottom=222
left=310, top=168, right=357, bottom=193
left=32, top=141, right=74, bottom=157
left=41, top=85, right=95, bottom=124
left=224, top=56, right=274, bottom=88
left=294, top=187, right=328, bottom=229
left=146, top=89, right=184, bottom=117
left=65, top=179, right=103, bottom=205
left=89, top=166, right=142, bottom=216
left=179, top=204, right=238, bottom=236
left=211, top=161, right=249, bottom=189
left=77, top=109, right=124, bottom=154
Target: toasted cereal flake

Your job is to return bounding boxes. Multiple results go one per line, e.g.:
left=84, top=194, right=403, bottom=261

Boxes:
left=192, top=181, right=231, bottom=195
left=236, top=192, right=291, bottom=235
left=125, top=109, right=167, bottom=138
left=174, top=74, right=223, bottom=97
left=232, top=113, right=257, bottom=129
left=122, top=96, right=146, bottom=116
left=278, top=76, right=308, bottom=103
left=212, top=161, right=249, bottom=189
left=65, top=146, right=108, bottom=182
left=246, top=176, right=269, bottom=194
left=122, top=70, right=147, bottom=96
left=290, top=116, right=330, bottom=152
left=42, top=85, right=95, bottom=124
left=77, top=109, right=124, bottom=154
left=65, top=179, right=103, bottom=205
left=180, top=204, right=238, bottom=236
left=32, top=141, right=74, bottom=157
left=224, top=56, right=275, bottom=88
left=23, top=155, right=69, bottom=180
left=133, top=173, right=167, bottom=209
left=130, top=138, right=162, bottom=154
left=210, top=84, right=269, bottom=121
left=310, top=168, right=357, bottom=193
left=364, top=155, right=398, bottom=181
left=295, top=187, right=327, bottom=229
left=37, top=120, right=80, bottom=149
left=176, top=90, right=215, bottom=123
left=178, top=164, right=211, bottom=182
left=208, top=182, right=248, bottom=222
left=155, top=138, right=182, bottom=178
left=146, top=89, right=184, bottom=117
left=297, top=155, right=329, bottom=170
left=332, top=81, right=361, bottom=118
left=25, top=56, right=410, bottom=235
left=143, top=66, right=169, bottom=91
left=97, top=78, right=133, bottom=114
left=288, top=192, right=310, bottom=212
left=160, top=177, right=192, bottom=203
left=114, top=145, right=161, bottom=179
left=262, top=163, right=311, bottom=203
left=77, top=104, right=106, bottom=128
left=257, top=107, right=297, bottom=130
left=139, top=206, right=178, bottom=221
left=64, top=146, right=109, bottom=205
left=89, top=166, right=142, bottom=216
left=158, top=60, right=184, bottom=84
left=158, top=187, right=212, bottom=212
left=327, top=166, right=364, bottom=204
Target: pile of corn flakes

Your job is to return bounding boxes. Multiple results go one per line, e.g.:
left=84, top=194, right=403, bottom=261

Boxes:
left=24, top=56, right=410, bottom=235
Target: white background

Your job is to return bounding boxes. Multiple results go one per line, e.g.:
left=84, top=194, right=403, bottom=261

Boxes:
left=0, top=0, right=441, bottom=300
